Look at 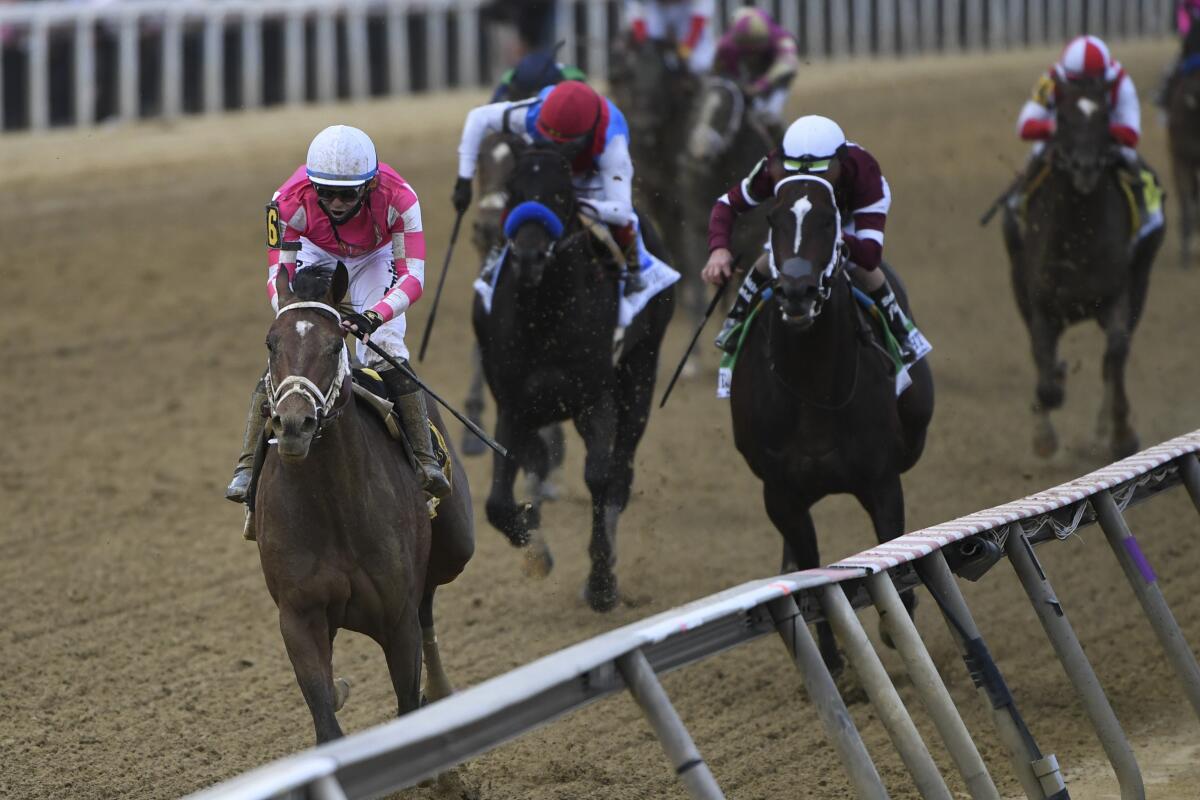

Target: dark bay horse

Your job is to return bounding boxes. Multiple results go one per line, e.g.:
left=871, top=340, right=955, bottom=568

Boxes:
left=473, top=144, right=674, bottom=611
left=675, top=75, right=773, bottom=323
left=730, top=175, right=934, bottom=673
left=1002, top=75, right=1162, bottom=459
left=257, top=264, right=474, bottom=743
left=608, top=36, right=695, bottom=258
left=1168, top=22, right=1200, bottom=268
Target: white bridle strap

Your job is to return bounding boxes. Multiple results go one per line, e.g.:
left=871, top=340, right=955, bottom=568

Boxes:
left=771, top=174, right=844, bottom=280
left=268, top=302, right=350, bottom=419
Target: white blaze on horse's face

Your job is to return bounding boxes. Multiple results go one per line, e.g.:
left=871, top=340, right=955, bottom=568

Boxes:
left=295, top=320, right=313, bottom=339
left=791, top=196, right=814, bottom=255
left=1076, top=97, right=1100, bottom=119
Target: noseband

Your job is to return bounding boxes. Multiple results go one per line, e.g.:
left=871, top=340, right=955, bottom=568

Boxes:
left=266, top=301, right=350, bottom=431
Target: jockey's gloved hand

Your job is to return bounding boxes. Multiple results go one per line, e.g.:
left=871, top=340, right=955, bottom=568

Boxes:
left=342, top=310, right=383, bottom=339
left=452, top=177, right=473, bottom=213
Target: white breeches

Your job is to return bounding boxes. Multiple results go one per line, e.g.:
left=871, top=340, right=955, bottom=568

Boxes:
left=295, top=239, right=410, bottom=365
left=751, top=88, right=788, bottom=123
left=636, top=3, right=715, bottom=72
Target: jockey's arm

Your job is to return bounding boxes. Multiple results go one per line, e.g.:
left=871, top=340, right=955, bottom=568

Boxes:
left=266, top=192, right=305, bottom=312
left=457, top=100, right=526, bottom=180
left=627, top=0, right=649, bottom=42
left=372, top=197, right=427, bottom=322
left=681, top=0, right=714, bottom=54
left=843, top=165, right=891, bottom=272
left=1017, top=74, right=1056, bottom=140
left=1109, top=74, right=1140, bottom=148
left=707, top=156, right=773, bottom=252
left=753, top=35, right=800, bottom=94
left=582, top=134, right=636, bottom=227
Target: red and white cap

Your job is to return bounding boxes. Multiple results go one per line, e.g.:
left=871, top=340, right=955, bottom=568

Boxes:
left=1054, top=35, right=1118, bottom=82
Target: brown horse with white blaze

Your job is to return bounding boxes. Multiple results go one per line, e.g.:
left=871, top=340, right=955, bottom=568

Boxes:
left=255, top=263, right=474, bottom=744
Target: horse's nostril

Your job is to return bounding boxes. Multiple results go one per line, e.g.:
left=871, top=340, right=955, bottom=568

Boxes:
left=301, top=417, right=317, bottom=435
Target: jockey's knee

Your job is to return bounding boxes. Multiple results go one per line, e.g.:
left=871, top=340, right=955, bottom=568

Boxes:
left=751, top=251, right=771, bottom=276
left=852, top=263, right=885, bottom=291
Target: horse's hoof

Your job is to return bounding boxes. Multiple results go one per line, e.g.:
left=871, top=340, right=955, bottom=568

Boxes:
left=460, top=431, right=487, bottom=457
left=583, top=570, right=619, bottom=612
left=1112, top=430, right=1140, bottom=460
left=521, top=530, right=554, bottom=579
left=1033, top=419, right=1058, bottom=459
left=333, top=677, right=351, bottom=712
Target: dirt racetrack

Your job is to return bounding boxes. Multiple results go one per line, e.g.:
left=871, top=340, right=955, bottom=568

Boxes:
left=4, top=38, right=1200, bottom=800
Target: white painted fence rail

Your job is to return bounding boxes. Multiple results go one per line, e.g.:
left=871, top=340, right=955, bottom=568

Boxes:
left=0, top=0, right=1181, bottom=133
left=186, top=428, right=1200, bottom=800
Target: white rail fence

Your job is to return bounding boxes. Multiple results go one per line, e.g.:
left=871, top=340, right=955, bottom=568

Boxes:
left=186, top=428, right=1200, bottom=800
left=0, top=0, right=1181, bottom=133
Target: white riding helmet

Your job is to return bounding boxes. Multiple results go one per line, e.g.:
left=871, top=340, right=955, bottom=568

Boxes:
left=782, top=115, right=846, bottom=173
left=306, top=125, right=378, bottom=186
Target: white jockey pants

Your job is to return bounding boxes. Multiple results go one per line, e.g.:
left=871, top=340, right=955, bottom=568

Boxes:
left=631, top=1, right=715, bottom=72
left=295, top=239, right=410, bottom=365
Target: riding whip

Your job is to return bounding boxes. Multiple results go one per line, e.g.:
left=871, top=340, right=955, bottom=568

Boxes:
left=658, top=257, right=741, bottom=409
left=417, top=209, right=465, bottom=362
left=353, top=332, right=509, bottom=459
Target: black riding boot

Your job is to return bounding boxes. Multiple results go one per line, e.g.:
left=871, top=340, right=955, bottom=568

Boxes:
left=714, top=269, right=766, bottom=354
left=226, top=377, right=269, bottom=503
left=869, top=278, right=918, bottom=364
left=382, top=366, right=453, bottom=500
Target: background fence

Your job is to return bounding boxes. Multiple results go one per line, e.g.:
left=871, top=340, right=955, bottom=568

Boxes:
left=185, top=429, right=1200, bottom=800
left=0, top=0, right=1183, bottom=133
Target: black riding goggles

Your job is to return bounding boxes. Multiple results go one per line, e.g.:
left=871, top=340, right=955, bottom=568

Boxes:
left=312, top=183, right=366, bottom=203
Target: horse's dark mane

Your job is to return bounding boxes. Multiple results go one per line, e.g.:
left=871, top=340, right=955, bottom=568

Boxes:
left=291, top=265, right=336, bottom=301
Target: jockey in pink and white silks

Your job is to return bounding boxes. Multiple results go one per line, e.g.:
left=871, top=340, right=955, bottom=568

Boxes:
left=226, top=125, right=451, bottom=514
left=626, top=0, right=716, bottom=73
left=713, top=6, right=799, bottom=140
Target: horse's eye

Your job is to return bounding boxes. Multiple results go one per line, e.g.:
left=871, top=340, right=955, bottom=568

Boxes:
left=265, top=335, right=277, bottom=351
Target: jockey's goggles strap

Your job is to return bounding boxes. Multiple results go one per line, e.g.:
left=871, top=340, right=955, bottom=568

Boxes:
left=783, top=157, right=832, bottom=173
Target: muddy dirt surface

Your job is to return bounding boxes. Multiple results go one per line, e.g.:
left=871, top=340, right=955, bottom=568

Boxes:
left=2, top=40, right=1199, bottom=800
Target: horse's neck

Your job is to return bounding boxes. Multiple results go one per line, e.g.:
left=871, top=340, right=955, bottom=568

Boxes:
left=767, top=281, right=858, bottom=399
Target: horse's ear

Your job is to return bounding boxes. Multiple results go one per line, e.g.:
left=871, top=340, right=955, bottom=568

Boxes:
left=332, top=261, right=349, bottom=305
left=275, top=265, right=294, bottom=308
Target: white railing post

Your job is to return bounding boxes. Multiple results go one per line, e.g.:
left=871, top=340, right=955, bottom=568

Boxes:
left=919, top=0, right=937, bottom=52
left=347, top=1, right=370, bottom=100
left=943, top=0, right=960, bottom=52
left=1087, top=0, right=1104, bottom=36
left=315, top=7, right=336, bottom=103
left=1047, top=0, right=1064, bottom=42
left=830, top=0, right=850, bottom=58
left=456, top=1, right=479, bottom=89
left=241, top=7, right=263, bottom=111
left=1007, top=0, right=1025, bottom=48
left=768, top=595, right=889, bottom=800
left=1066, top=0, right=1083, bottom=35
left=988, top=0, right=1007, bottom=50
left=616, top=649, right=725, bottom=799
left=878, top=0, right=896, bottom=57
left=556, top=0, right=576, bottom=67
left=427, top=6, right=448, bottom=92
left=1106, top=0, right=1123, bottom=40
left=821, top=584, right=954, bottom=800
left=203, top=9, right=225, bottom=114
left=118, top=9, right=138, bottom=122
left=74, top=14, right=96, bottom=127
left=965, top=0, right=983, bottom=50
left=162, top=8, right=183, bottom=120
left=28, top=15, right=49, bottom=131
left=387, top=5, right=410, bottom=95
left=806, top=0, right=827, bottom=60
left=284, top=11, right=305, bottom=106
left=1028, top=0, right=1045, bottom=46
left=898, top=0, right=918, bottom=56
left=1003, top=524, right=1146, bottom=800
left=585, top=0, right=608, bottom=81
left=852, top=0, right=872, bottom=56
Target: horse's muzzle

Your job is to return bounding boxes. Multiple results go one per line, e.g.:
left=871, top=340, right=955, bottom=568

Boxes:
left=273, top=412, right=317, bottom=461
left=779, top=291, right=818, bottom=330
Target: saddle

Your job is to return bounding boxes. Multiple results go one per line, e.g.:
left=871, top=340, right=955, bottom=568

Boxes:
left=1016, top=158, right=1164, bottom=243
left=244, top=369, right=452, bottom=528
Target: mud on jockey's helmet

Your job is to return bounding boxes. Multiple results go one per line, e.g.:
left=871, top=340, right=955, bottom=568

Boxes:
left=1055, top=35, right=1117, bottom=82
left=306, top=125, right=378, bottom=223
left=730, top=6, right=771, bottom=49
left=536, top=81, right=603, bottom=145
left=782, top=115, right=846, bottom=173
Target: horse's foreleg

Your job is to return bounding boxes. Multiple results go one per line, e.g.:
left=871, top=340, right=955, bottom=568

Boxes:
left=1029, top=310, right=1065, bottom=458
left=575, top=393, right=621, bottom=613
left=382, top=604, right=423, bottom=717
left=418, top=589, right=454, bottom=703
left=461, top=344, right=488, bottom=457
left=763, top=483, right=841, bottom=675
left=856, top=474, right=916, bottom=647
left=1098, top=300, right=1139, bottom=459
left=485, top=412, right=538, bottom=547
left=278, top=604, right=344, bottom=744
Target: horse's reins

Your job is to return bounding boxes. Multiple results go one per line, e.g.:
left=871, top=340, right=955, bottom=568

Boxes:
left=266, top=301, right=351, bottom=430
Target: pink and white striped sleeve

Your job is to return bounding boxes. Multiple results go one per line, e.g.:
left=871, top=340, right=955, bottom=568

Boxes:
left=371, top=190, right=426, bottom=322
